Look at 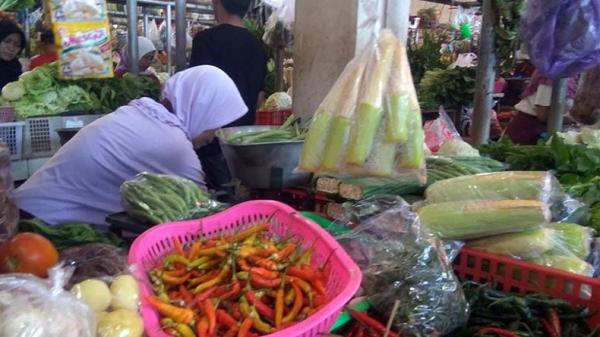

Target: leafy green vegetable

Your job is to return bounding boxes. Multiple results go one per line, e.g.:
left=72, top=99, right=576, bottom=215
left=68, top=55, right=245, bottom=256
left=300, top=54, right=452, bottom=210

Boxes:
left=408, top=31, right=446, bottom=85
left=0, top=0, right=35, bottom=11
left=19, top=219, right=123, bottom=251
left=1, top=81, right=24, bottom=101
left=418, top=67, right=476, bottom=110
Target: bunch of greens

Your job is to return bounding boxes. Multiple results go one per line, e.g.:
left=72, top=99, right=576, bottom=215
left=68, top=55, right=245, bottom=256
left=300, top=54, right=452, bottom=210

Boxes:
left=408, top=31, right=446, bottom=85
left=493, top=0, right=526, bottom=71
left=418, top=67, right=476, bottom=110
left=19, top=219, right=123, bottom=251
left=1, top=64, right=160, bottom=119
left=0, top=0, right=36, bottom=11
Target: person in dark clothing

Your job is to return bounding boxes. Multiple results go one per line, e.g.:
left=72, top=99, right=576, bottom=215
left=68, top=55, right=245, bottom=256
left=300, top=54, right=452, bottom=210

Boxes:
left=189, top=0, right=268, bottom=190
left=0, top=19, right=25, bottom=91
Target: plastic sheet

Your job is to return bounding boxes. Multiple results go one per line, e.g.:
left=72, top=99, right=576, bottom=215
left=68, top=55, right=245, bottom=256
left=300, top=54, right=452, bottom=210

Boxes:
left=335, top=196, right=469, bottom=337
left=0, top=265, right=95, bottom=337
left=424, top=109, right=460, bottom=153
left=262, top=0, right=294, bottom=48
left=299, top=30, right=426, bottom=181
left=521, top=0, right=600, bottom=78
left=120, top=172, right=224, bottom=224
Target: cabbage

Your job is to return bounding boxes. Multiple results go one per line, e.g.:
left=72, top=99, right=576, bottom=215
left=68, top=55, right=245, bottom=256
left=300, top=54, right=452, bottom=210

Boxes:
left=437, top=139, right=480, bottom=157
left=1, top=82, right=25, bottom=101
left=20, top=67, right=56, bottom=96
left=264, top=92, right=292, bottom=110
left=580, top=127, right=600, bottom=149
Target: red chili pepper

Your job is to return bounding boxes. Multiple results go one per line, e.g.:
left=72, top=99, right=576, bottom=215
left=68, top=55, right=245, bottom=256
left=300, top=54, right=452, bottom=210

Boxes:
left=250, top=267, right=279, bottom=280
left=275, top=287, right=284, bottom=328
left=163, top=269, right=187, bottom=277
left=231, top=303, right=242, bottom=320
left=547, top=308, right=561, bottom=337
left=282, top=281, right=303, bottom=323
left=204, top=299, right=217, bottom=336
left=237, top=258, right=251, bottom=271
left=220, top=281, right=242, bottom=300
left=477, top=327, right=521, bottom=337
left=246, top=291, right=275, bottom=320
left=194, top=287, right=218, bottom=307
left=178, top=285, right=194, bottom=308
left=223, top=326, right=238, bottom=337
left=237, top=317, right=254, bottom=337
left=542, top=319, right=559, bottom=337
left=250, top=273, right=282, bottom=289
left=311, top=278, right=327, bottom=296
left=187, top=241, right=202, bottom=260
left=349, top=310, right=400, bottom=337
left=272, top=242, right=296, bottom=261
left=216, top=309, right=237, bottom=328
left=196, top=316, right=209, bottom=337
left=161, top=273, right=190, bottom=286
left=190, top=270, right=221, bottom=286
left=172, top=237, right=185, bottom=256
left=248, top=256, right=278, bottom=271
left=287, top=265, right=319, bottom=281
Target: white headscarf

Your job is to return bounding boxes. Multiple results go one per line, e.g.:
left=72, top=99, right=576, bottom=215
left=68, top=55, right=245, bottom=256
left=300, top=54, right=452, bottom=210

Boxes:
left=162, top=65, right=248, bottom=139
left=137, top=36, right=157, bottom=60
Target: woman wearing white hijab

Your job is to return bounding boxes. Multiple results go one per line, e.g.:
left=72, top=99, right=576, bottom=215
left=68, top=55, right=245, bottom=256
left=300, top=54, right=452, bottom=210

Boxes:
left=14, top=65, right=247, bottom=227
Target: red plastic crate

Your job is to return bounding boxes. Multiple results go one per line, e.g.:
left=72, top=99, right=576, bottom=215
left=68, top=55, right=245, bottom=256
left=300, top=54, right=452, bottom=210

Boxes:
left=454, top=247, right=600, bottom=327
left=256, top=108, right=293, bottom=125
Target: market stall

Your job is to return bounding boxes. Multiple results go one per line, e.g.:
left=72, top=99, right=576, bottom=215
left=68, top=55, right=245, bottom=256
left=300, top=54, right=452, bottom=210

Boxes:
left=0, top=0, right=599, bottom=336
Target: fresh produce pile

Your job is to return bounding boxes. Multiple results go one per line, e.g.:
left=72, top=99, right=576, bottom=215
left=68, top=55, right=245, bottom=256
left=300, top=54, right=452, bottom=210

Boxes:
left=479, top=137, right=600, bottom=230
left=121, top=173, right=224, bottom=225
left=1, top=63, right=160, bottom=119
left=418, top=171, right=596, bottom=276
left=146, top=224, right=330, bottom=337
left=418, top=67, right=476, bottom=110
left=71, top=275, right=143, bottom=337
left=19, top=220, right=123, bottom=250
left=224, top=115, right=305, bottom=145
left=448, top=282, right=597, bottom=337
left=300, top=29, right=426, bottom=178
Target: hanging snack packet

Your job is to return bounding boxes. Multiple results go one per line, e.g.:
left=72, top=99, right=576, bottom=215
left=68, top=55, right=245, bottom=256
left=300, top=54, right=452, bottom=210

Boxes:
left=54, top=22, right=114, bottom=79
left=46, top=0, right=107, bottom=22
left=299, top=29, right=426, bottom=181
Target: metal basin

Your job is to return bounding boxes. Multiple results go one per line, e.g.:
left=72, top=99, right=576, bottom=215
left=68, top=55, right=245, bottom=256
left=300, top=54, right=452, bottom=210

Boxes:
left=217, top=126, right=311, bottom=189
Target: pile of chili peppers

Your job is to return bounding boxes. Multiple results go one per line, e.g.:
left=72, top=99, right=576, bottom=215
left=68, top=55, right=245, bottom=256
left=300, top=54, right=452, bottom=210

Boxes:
left=145, top=224, right=330, bottom=337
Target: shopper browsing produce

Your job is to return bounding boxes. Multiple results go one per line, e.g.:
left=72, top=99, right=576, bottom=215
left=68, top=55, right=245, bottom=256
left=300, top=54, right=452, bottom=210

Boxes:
left=30, top=28, right=57, bottom=70
left=115, top=36, right=157, bottom=78
left=505, top=70, right=579, bottom=145
left=14, top=65, right=247, bottom=226
left=0, top=19, right=25, bottom=91
left=190, top=0, right=268, bottom=190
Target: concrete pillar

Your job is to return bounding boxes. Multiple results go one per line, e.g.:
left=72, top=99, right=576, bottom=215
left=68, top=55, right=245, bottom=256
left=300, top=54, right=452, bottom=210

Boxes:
left=293, top=0, right=410, bottom=120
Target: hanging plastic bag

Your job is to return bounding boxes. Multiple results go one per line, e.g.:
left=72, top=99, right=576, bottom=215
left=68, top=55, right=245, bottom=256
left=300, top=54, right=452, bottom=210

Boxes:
left=0, top=145, right=17, bottom=243
left=522, top=0, right=600, bottom=78
left=424, top=108, right=460, bottom=152
left=0, top=264, right=96, bottom=337
left=334, top=196, right=469, bottom=337
left=299, top=29, right=426, bottom=181
left=147, top=19, right=161, bottom=50
left=262, top=0, right=294, bottom=47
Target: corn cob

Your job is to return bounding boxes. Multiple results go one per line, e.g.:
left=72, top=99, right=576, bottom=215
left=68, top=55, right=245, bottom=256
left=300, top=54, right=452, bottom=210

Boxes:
left=418, top=199, right=551, bottom=240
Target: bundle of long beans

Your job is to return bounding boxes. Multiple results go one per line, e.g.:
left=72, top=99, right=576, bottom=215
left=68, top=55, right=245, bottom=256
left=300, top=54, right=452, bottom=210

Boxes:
left=226, top=115, right=306, bottom=145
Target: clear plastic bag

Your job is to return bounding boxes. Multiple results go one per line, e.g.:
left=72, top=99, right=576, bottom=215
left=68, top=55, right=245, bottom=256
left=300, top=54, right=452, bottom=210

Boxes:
left=0, top=265, right=96, bottom=337
left=299, top=30, right=426, bottom=181
left=522, top=0, right=600, bottom=78
left=120, top=172, right=224, bottom=224
left=147, top=19, right=161, bottom=50
left=424, top=109, right=461, bottom=152
left=0, top=144, right=17, bottom=242
left=262, top=0, right=294, bottom=48
left=334, top=196, right=469, bottom=337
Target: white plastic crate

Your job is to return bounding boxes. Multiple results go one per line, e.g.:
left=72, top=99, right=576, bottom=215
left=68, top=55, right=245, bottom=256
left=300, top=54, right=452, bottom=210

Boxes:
left=0, top=122, right=25, bottom=160
left=23, top=114, right=104, bottom=159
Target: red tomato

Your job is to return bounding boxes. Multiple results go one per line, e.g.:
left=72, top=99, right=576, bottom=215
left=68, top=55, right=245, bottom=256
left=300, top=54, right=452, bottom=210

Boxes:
left=0, top=232, right=59, bottom=277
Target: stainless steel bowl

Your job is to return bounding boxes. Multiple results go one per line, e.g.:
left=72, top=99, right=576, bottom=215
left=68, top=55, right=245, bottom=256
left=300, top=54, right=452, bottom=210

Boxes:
left=217, top=126, right=311, bottom=189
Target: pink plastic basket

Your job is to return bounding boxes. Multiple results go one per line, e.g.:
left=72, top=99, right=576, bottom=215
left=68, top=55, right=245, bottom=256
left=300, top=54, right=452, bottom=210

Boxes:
left=128, top=200, right=362, bottom=337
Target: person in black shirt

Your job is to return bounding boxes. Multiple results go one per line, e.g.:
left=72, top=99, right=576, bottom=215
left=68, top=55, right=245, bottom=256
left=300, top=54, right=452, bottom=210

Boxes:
left=190, top=0, right=268, bottom=190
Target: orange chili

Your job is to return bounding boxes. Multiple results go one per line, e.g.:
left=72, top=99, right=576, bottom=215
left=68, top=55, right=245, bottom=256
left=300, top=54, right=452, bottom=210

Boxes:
left=250, top=267, right=279, bottom=280
left=145, top=295, right=195, bottom=324
left=204, top=299, right=217, bottom=336
left=216, top=309, right=237, bottom=328
left=237, top=317, right=254, bottom=337
left=282, top=282, right=303, bottom=323
left=196, top=316, right=209, bottom=337
left=172, top=237, right=185, bottom=256
left=250, top=273, right=282, bottom=289
left=275, top=287, right=284, bottom=328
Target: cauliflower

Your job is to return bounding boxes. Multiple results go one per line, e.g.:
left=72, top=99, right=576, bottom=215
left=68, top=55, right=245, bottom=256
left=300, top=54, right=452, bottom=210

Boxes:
left=437, top=139, right=480, bottom=157
left=264, top=92, right=292, bottom=110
